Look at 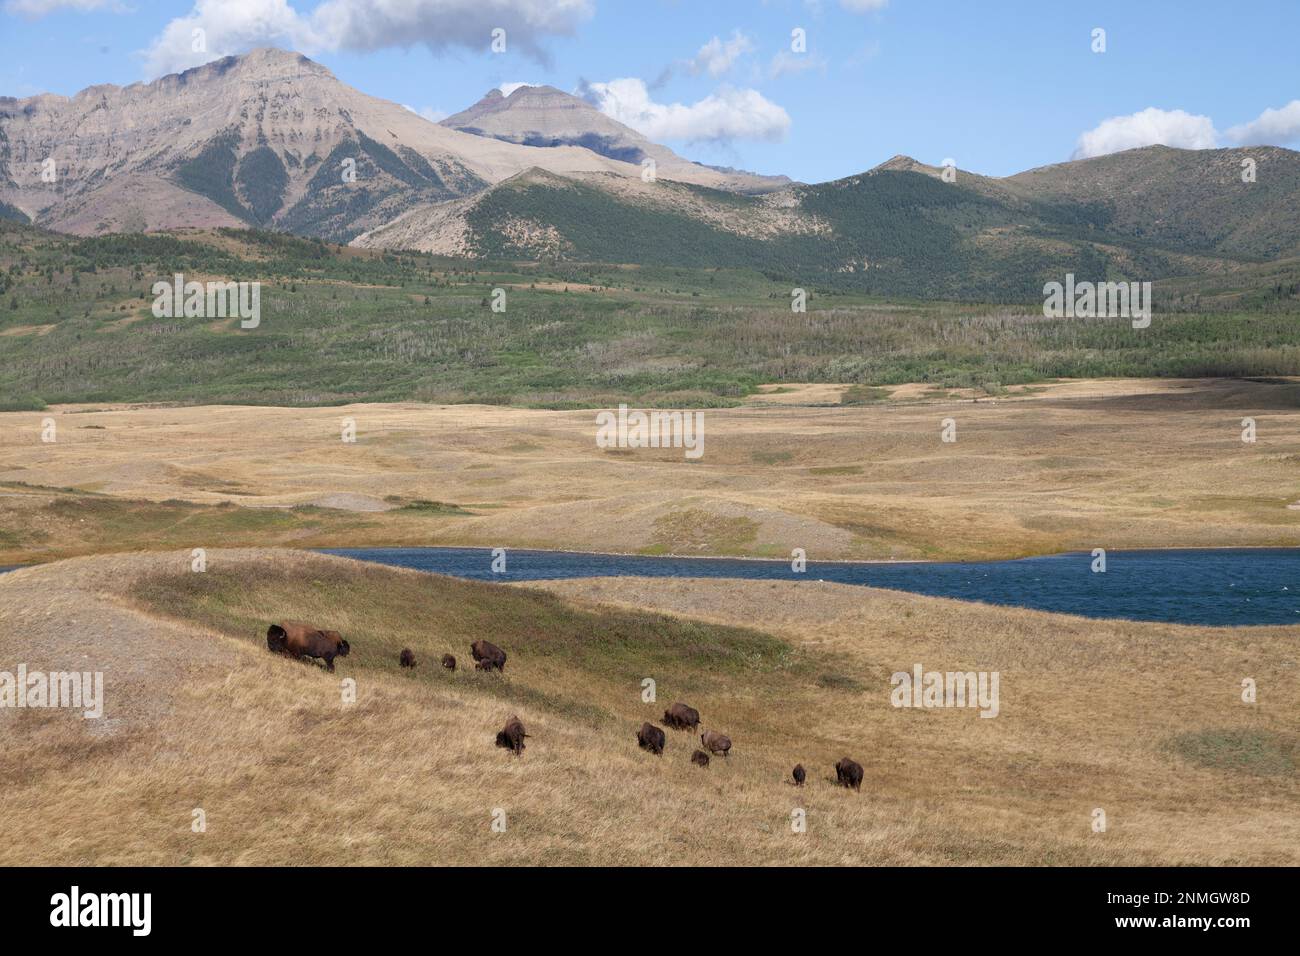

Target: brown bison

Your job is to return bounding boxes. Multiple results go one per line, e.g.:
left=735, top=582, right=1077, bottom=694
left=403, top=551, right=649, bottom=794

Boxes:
left=470, top=639, right=507, bottom=673
left=835, top=757, right=863, bottom=791
left=399, top=648, right=416, bottom=668
left=441, top=654, right=456, bottom=671
left=792, top=764, right=806, bottom=787
left=662, top=702, right=701, bottom=731
left=700, top=730, right=731, bottom=757
left=691, top=749, right=711, bottom=768
left=266, top=622, right=350, bottom=672
left=636, top=722, right=666, bottom=756
left=495, top=715, right=528, bottom=756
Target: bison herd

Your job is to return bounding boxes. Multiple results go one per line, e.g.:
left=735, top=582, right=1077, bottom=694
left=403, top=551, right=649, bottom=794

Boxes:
left=266, top=622, right=865, bottom=792
left=638, top=700, right=861, bottom=791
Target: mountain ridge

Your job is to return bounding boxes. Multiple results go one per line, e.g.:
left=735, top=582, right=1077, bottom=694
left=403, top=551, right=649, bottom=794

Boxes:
left=441, top=83, right=790, bottom=194
left=0, top=47, right=769, bottom=241
left=3, top=47, right=1299, bottom=299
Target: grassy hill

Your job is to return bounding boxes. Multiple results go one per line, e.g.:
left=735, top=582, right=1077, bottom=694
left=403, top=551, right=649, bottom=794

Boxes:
left=2, top=221, right=1299, bottom=408
left=1, top=548, right=1294, bottom=865
left=1004, top=145, right=1300, bottom=261
left=381, top=146, right=1300, bottom=303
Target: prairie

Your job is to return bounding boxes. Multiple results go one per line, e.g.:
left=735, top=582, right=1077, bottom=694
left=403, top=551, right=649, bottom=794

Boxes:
left=2, top=377, right=1296, bottom=866
left=0, top=548, right=1294, bottom=866
left=1, top=376, right=1298, bottom=566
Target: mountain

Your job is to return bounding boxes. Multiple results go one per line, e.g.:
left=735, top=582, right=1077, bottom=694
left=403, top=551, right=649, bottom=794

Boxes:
left=0, top=48, right=771, bottom=242
left=356, top=144, right=1300, bottom=300
left=1002, top=145, right=1300, bottom=260
left=442, top=84, right=789, bottom=194
left=3, top=48, right=1299, bottom=301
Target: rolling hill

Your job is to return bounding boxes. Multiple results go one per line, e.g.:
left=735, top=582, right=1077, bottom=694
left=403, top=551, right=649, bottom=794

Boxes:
left=357, top=147, right=1300, bottom=301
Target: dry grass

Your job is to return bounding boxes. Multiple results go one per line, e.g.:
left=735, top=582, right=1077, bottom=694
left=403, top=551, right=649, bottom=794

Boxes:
left=2, top=377, right=1299, bottom=565
left=1, top=548, right=1295, bottom=866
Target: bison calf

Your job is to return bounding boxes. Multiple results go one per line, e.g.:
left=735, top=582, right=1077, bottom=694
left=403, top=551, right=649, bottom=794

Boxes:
left=441, top=654, right=456, bottom=671
left=266, top=622, right=350, bottom=672
left=636, top=722, right=666, bottom=756
left=700, top=730, right=731, bottom=757
left=792, top=764, right=806, bottom=787
left=690, top=749, right=710, bottom=769
left=662, top=702, right=701, bottom=731
left=399, top=648, right=416, bottom=668
left=495, top=715, right=528, bottom=756
left=835, top=757, right=863, bottom=791
left=470, top=639, right=507, bottom=673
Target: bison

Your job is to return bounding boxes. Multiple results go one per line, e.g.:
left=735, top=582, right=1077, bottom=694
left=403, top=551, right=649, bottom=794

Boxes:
left=441, top=654, right=456, bottom=671
left=662, top=702, right=701, bottom=732
left=691, top=749, right=711, bottom=769
left=700, top=730, right=731, bottom=757
left=495, top=715, right=528, bottom=756
left=470, top=639, right=507, bottom=673
left=835, top=757, right=863, bottom=791
left=792, top=764, right=806, bottom=787
left=636, top=722, right=666, bottom=756
left=266, top=622, right=350, bottom=672
left=399, top=648, right=416, bottom=668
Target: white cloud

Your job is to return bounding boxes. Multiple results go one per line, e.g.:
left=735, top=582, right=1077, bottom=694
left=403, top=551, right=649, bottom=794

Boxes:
left=141, top=0, right=594, bottom=78
left=4, top=0, right=119, bottom=16
left=688, top=30, right=752, bottom=78
left=768, top=50, right=828, bottom=79
left=498, top=81, right=537, bottom=97
left=1226, top=100, right=1300, bottom=146
left=583, top=77, right=790, bottom=143
left=141, top=0, right=319, bottom=76
left=1072, top=107, right=1219, bottom=159
left=403, top=104, right=447, bottom=123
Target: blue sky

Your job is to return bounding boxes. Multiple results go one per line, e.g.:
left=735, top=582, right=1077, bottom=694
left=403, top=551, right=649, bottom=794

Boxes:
left=2, top=0, right=1297, bottom=183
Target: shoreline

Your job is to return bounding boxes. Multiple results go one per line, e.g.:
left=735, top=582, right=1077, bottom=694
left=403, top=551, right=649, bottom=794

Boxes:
left=7, top=542, right=1300, bottom=574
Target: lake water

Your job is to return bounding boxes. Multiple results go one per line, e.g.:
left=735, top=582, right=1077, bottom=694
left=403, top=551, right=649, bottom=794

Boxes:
left=318, top=547, right=1300, bottom=628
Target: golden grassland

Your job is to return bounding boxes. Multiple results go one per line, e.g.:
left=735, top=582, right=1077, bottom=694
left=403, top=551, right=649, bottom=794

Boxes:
left=2, top=376, right=1299, bottom=566
left=0, top=548, right=1295, bottom=866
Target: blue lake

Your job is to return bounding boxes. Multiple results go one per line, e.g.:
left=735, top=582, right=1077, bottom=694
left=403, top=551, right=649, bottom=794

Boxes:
left=317, top=547, right=1300, bottom=628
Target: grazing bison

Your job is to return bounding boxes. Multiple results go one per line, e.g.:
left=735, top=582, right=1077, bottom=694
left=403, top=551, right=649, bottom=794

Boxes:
left=495, top=715, right=528, bottom=756
left=636, top=722, right=666, bottom=756
left=470, top=639, right=507, bottom=673
left=792, top=764, right=806, bottom=787
left=835, top=757, right=863, bottom=791
left=691, top=749, right=711, bottom=769
left=662, top=702, right=701, bottom=731
left=700, top=730, right=731, bottom=757
left=399, top=648, right=416, bottom=668
left=441, top=654, right=456, bottom=671
left=266, top=622, right=350, bottom=672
